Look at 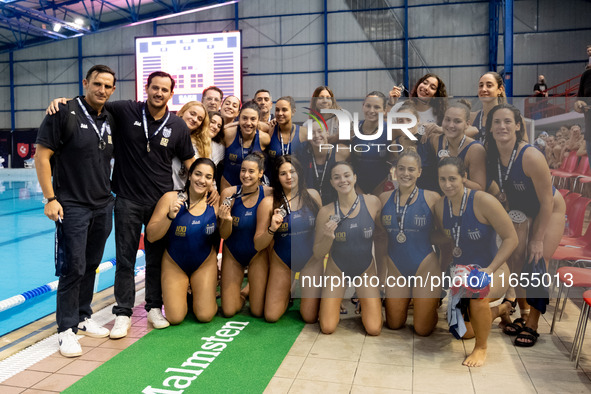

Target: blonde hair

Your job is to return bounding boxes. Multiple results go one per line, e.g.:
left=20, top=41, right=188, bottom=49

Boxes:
left=178, top=101, right=211, bottom=159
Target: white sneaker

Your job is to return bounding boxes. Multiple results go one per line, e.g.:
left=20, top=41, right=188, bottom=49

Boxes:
left=58, top=328, right=82, bottom=357
left=78, top=318, right=110, bottom=338
left=147, top=308, right=170, bottom=329
left=110, top=316, right=131, bottom=339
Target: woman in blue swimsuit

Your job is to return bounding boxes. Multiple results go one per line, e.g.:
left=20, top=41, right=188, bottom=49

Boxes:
left=467, top=72, right=506, bottom=143
left=221, top=101, right=271, bottom=191
left=219, top=152, right=272, bottom=317
left=146, top=158, right=219, bottom=324
left=314, top=162, right=383, bottom=335
left=429, top=100, right=487, bottom=191
left=484, top=104, right=565, bottom=347
left=434, top=157, right=517, bottom=367
left=255, top=156, right=322, bottom=323
left=378, top=151, right=441, bottom=335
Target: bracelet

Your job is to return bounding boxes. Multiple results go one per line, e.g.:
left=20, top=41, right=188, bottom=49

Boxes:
left=167, top=213, right=174, bottom=221
left=267, top=226, right=276, bottom=235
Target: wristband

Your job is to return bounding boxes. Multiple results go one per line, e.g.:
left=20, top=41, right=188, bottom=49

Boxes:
left=167, top=213, right=175, bottom=221
left=267, top=226, right=276, bottom=235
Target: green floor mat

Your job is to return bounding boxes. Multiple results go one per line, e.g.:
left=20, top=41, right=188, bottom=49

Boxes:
left=64, top=307, right=305, bottom=393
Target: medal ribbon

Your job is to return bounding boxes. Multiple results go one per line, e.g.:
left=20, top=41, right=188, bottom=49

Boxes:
left=76, top=97, right=110, bottom=145
left=143, top=103, right=170, bottom=150
left=497, top=141, right=519, bottom=197
left=334, top=195, right=361, bottom=223
left=447, top=187, right=468, bottom=253
left=395, top=186, right=418, bottom=235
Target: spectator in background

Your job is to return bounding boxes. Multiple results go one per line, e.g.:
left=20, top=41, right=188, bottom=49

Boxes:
left=202, top=86, right=224, bottom=112
left=586, top=44, right=591, bottom=70
left=533, top=75, right=548, bottom=97
left=574, top=66, right=591, bottom=169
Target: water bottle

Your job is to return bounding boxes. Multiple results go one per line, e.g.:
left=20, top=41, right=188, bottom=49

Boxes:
left=564, top=214, right=570, bottom=236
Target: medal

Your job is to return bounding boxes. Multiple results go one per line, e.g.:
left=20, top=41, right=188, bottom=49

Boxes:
left=394, top=186, right=418, bottom=246
left=438, top=149, right=449, bottom=158
left=222, top=197, right=233, bottom=207
left=329, top=214, right=341, bottom=223
left=396, top=232, right=407, bottom=243
left=177, top=191, right=188, bottom=202
left=278, top=207, right=288, bottom=218
left=147, top=142, right=151, bottom=152
left=447, top=187, right=468, bottom=261
left=498, top=192, right=507, bottom=203
left=417, top=124, right=425, bottom=135
left=75, top=97, right=110, bottom=152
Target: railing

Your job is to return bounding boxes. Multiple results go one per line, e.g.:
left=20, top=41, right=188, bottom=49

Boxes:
left=524, top=74, right=582, bottom=120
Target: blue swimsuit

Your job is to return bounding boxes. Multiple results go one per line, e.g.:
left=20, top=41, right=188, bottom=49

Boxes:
left=501, top=144, right=556, bottom=218
left=267, top=124, right=303, bottom=159
left=472, top=111, right=486, bottom=143
left=443, top=190, right=497, bottom=268
left=167, top=204, right=217, bottom=276
left=382, top=189, right=434, bottom=277
left=437, top=135, right=480, bottom=164
left=222, top=128, right=263, bottom=186
left=351, top=121, right=391, bottom=193
left=225, top=186, right=265, bottom=265
left=273, top=204, right=317, bottom=272
left=330, top=195, right=375, bottom=277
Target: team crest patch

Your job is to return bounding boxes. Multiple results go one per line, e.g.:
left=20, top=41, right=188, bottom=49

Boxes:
left=108, top=135, right=112, bottom=144
left=363, top=227, right=373, bottom=238
left=206, top=223, right=215, bottom=235
left=163, top=127, right=172, bottom=138
left=160, top=138, right=169, bottom=147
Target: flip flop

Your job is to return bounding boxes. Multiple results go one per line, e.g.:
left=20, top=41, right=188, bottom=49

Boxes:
left=503, top=317, right=526, bottom=336
left=514, top=326, right=540, bottom=347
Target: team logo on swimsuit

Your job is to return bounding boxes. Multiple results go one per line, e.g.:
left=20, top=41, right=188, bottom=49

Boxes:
left=163, top=127, right=172, bottom=138
left=232, top=216, right=239, bottom=226
left=335, top=231, right=346, bottom=242
left=108, top=135, right=112, bottom=144
left=245, top=211, right=253, bottom=217
left=160, top=138, right=169, bottom=147
left=414, top=215, right=427, bottom=227
left=382, top=214, right=392, bottom=226
left=467, top=228, right=481, bottom=240
left=206, top=223, right=215, bottom=235
left=350, top=223, right=358, bottom=229
left=279, top=222, right=289, bottom=234
left=363, top=227, right=373, bottom=239
left=134, top=121, right=142, bottom=127
left=309, top=216, right=316, bottom=227
left=192, top=220, right=201, bottom=225
left=175, top=226, right=187, bottom=237
left=80, top=123, right=88, bottom=129
left=229, top=153, right=238, bottom=162
left=268, top=150, right=277, bottom=158
left=513, top=181, right=526, bottom=192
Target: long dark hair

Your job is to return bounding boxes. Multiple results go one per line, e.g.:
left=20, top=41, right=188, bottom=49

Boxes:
left=271, top=155, right=320, bottom=215
left=183, top=158, right=216, bottom=207
left=484, top=104, right=526, bottom=183
left=410, top=73, right=448, bottom=124
left=208, top=110, right=225, bottom=144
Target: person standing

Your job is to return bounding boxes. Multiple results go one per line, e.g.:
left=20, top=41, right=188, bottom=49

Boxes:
left=35, top=65, right=117, bottom=357
left=202, top=86, right=224, bottom=111
left=574, top=67, right=591, bottom=169
left=46, top=71, right=196, bottom=338
left=533, top=75, right=548, bottom=97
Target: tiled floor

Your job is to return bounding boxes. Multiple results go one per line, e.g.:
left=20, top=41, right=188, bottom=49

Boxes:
left=1, top=295, right=591, bottom=393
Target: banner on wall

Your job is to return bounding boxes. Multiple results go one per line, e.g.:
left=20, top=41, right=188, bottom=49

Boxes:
left=0, top=129, right=10, bottom=168
left=11, top=128, right=38, bottom=168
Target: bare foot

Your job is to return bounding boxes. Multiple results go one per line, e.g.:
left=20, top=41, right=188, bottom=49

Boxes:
left=463, top=347, right=487, bottom=367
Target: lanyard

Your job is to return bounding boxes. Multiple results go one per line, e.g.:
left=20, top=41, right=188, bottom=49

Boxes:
left=395, top=186, right=418, bottom=233
left=447, top=187, right=468, bottom=251
left=239, top=129, right=256, bottom=159
left=445, top=134, right=466, bottom=154
left=143, top=103, right=170, bottom=152
left=335, top=195, right=361, bottom=223
left=76, top=98, right=110, bottom=149
left=281, top=190, right=298, bottom=215
left=232, top=185, right=259, bottom=200
left=278, top=124, right=294, bottom=156
left=497, top=141, right=519, bottom=195
left=311, top=147, right=332, bottom=194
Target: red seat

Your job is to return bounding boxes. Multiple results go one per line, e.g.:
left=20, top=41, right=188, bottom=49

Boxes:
left=563, top=197, right=591, bottom=238
left=558, top=189, right=570, bottom=198
left=552, top=153, right=584, bottom=189
left=573, top=289, right=591, bottom=368
left=550, top=267, right=591, bottom=344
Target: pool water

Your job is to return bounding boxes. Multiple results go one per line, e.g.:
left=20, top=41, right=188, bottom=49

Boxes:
left=0, top=171, right=140, bottom=336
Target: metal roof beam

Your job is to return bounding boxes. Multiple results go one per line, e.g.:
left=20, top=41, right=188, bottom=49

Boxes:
left=1, top=3, right=90, bottom=33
